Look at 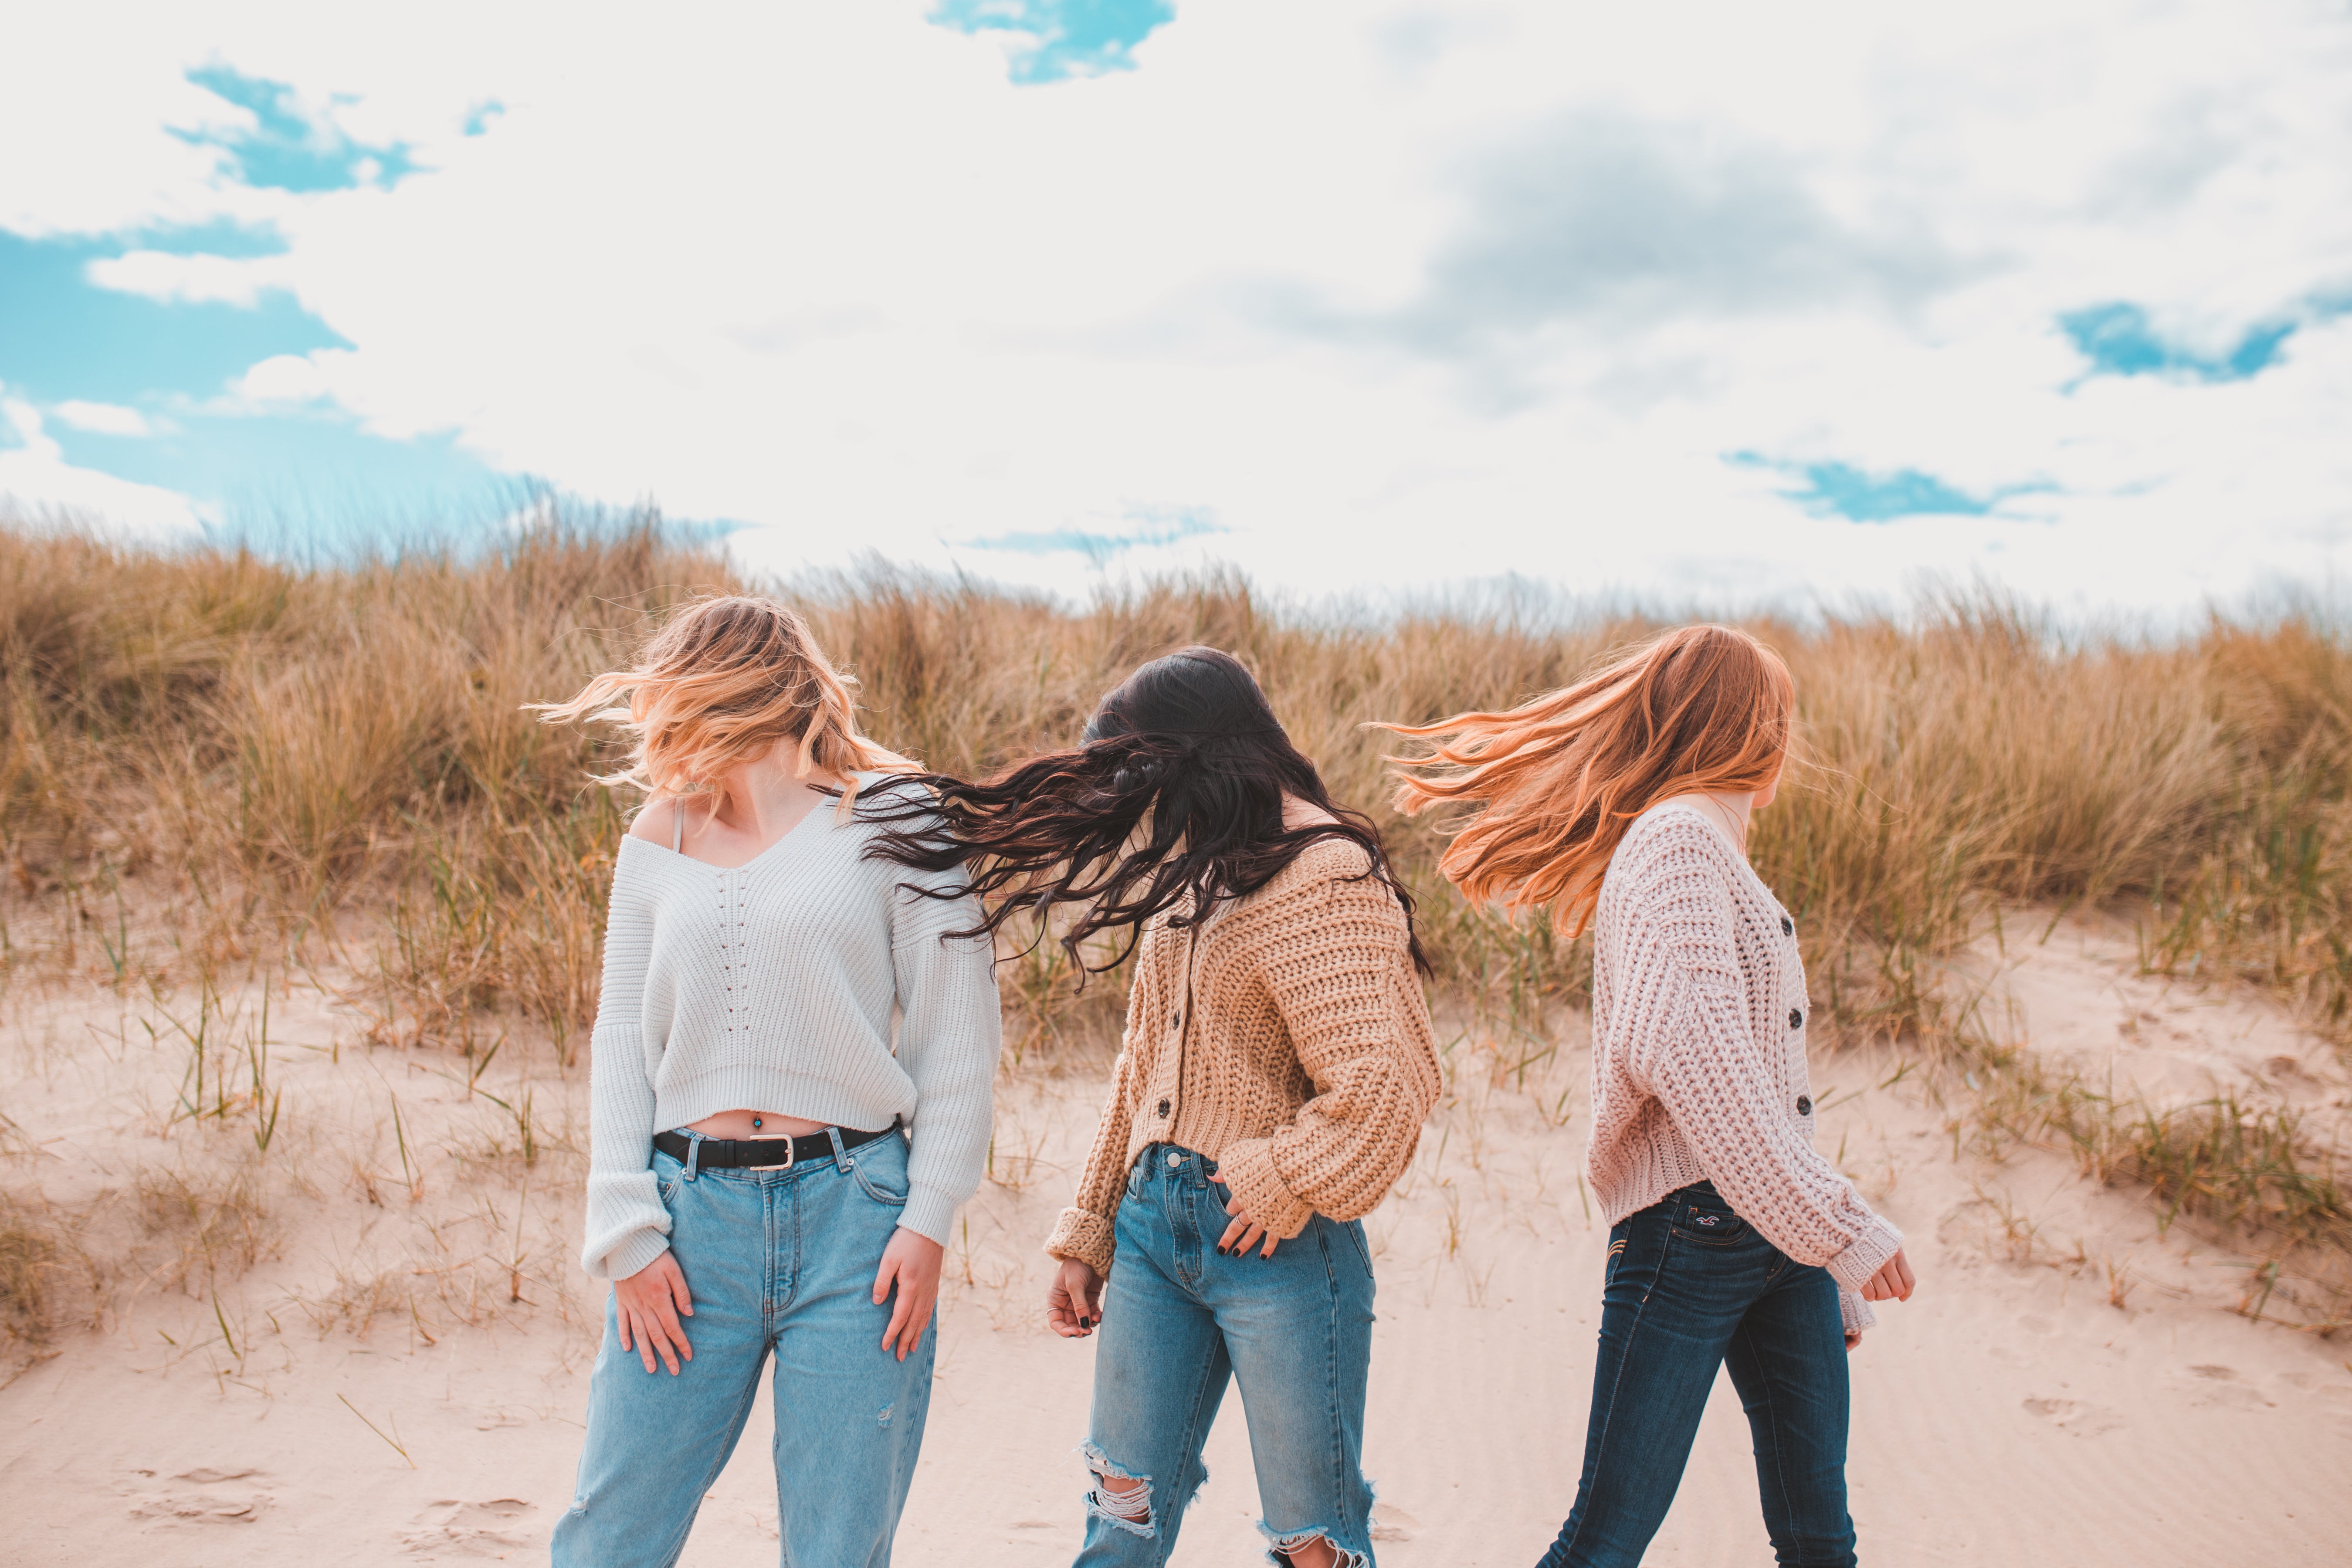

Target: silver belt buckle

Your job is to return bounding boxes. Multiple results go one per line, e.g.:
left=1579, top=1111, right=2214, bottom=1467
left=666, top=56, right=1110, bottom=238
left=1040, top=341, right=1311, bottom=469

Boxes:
left=749, top=1135, right=795, bottom=1170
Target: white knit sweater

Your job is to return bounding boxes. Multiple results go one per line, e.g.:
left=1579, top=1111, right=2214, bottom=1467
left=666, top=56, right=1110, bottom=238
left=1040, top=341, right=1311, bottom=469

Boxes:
left=1586, top=800, right=1902, bottom=1334
left=580, top=778, right=1002, bottom=1278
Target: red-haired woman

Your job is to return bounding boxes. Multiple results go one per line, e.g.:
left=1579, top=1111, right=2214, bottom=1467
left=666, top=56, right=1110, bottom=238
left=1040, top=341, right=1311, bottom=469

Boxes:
left=536, top=596, right=1002, bottom=1567
left=1387, top=625, right=1916, bottom=1568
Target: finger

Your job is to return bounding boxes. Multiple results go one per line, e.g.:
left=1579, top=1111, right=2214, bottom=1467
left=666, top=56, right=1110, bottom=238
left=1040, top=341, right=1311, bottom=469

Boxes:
left=1894, top=1254, right=1917, bottom=1298
left=667, top=1266, right=693, bottom=1317
left=1234, top=1222, right=1265, bottom=1255
left=651, top=1310, right=682, bottom=1375
left=617, top=1300, right=636, bottom=1354
left=1845, top=1332, right=1862, bottom=1352
left=1215, top=1219, right=1248, bottom=1255
left=654, top=1298, right=691, bottom=1368
left=626, top=1311, right=658, bottom=1375
left=1224, top=1195, right=1244, bottom=1216
left=873, top=1255, right=897, bottom=1307
left=895, top=1290, right=932, bottom=1359
left=883, top=1293, right=913, bottom=1359
left=1259, top=1227, right=1277, bottom=1260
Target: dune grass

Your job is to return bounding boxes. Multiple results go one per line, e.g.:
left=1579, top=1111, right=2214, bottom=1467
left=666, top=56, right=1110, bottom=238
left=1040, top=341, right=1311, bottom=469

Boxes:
left=2, top=518, right=2347, bottom=1321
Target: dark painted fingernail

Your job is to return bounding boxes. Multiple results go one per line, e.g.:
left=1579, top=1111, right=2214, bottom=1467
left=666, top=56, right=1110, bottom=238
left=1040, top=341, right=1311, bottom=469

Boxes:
left=1215, top=1246, right=1227, bottom=1256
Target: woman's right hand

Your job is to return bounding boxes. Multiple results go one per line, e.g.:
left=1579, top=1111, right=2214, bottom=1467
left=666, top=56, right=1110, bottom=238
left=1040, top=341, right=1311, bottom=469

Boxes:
left=1860, top=1247, right=1916, bottom=1304
left=1045, top=1258, right=1104, bottom=1338
left=614, top=1250, right=694, bottom=1374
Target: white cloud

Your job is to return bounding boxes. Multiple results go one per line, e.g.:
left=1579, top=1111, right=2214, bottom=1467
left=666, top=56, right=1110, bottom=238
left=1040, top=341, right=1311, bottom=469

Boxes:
left=50, top=400, right=154, bottom=437
left=0, top=397, right=203, bottom=538
left=230, top=352, right=334, bottom=405
left=85, top=248, right=301, bottom=307
left=2, top=1, right=2349, bottom=610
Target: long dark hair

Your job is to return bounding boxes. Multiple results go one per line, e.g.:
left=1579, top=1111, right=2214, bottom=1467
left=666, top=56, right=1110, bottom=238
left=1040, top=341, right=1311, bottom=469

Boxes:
left=863, top=646, right=1428, bottom=976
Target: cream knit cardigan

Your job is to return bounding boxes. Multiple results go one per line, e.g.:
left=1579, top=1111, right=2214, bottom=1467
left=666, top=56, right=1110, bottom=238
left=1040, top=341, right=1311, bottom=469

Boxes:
left=1589, top=801, right=1902, bottom=1334
left=580, top=779, right=1002, bottom=1279
left=1044, top=839, right=1441, bottom=1278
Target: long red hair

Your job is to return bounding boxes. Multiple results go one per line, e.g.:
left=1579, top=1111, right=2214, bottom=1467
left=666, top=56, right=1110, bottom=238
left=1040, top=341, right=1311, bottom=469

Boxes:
left=1383, top=624, right=1793, bottom=936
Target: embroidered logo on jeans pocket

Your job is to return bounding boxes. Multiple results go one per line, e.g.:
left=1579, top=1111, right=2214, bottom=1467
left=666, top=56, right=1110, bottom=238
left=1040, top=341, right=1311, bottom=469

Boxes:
left=1694, top=1213, right=1720, bottom=1227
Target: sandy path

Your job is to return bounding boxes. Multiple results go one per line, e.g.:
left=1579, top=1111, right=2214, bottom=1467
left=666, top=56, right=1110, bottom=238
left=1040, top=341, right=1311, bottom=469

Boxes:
left=4, top=935, right=2350, bottom=1565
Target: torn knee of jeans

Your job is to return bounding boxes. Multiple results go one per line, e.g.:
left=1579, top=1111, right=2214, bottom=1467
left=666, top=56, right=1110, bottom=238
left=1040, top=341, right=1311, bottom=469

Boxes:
left=1263, top=1525, right=1370, bottom=1568
left=1080, top=1443, right=1155, bottom=1537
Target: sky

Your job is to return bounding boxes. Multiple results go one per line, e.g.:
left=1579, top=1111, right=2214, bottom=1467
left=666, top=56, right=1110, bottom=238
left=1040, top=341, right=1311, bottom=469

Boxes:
left=2, top=0, right=2348, bottom=613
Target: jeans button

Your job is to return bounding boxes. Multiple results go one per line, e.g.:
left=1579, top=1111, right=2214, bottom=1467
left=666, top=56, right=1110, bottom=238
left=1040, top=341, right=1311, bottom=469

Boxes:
left=1166, top=1150, right=1182, bottom=1169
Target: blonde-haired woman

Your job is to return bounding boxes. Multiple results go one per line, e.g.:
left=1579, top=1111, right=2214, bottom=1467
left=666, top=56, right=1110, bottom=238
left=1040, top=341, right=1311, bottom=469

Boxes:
left=539, top=596, right=1001, bottom=1567
left=1388, top=625, right=1915, bottom=1568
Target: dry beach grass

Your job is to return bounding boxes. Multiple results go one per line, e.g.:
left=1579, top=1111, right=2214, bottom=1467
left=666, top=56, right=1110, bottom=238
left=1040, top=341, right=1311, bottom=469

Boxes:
left=1, top=517, right=2349, bottom=1559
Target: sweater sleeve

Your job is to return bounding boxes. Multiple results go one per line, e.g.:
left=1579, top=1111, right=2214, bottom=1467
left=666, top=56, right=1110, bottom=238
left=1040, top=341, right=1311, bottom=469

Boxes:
left=888, top=862, right=1004, bottom=1247
left=1621, top=833, right=1902, bottom=1291
left=581, top=850, right=672, bottom=1281
left=1215, top=875, right=1444, bottom=1242
left=1044, top=963, right=1154, bottom=1277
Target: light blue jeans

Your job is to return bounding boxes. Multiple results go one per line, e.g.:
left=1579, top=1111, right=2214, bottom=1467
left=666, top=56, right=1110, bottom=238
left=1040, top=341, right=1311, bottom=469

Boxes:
left=1076, top=1143, right=1379, bottom=1568
left=552, top=1129, right=934, bottom=1568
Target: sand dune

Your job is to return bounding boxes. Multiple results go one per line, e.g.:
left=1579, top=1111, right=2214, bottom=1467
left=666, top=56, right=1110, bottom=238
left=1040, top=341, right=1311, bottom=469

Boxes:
left=4, top=924, right=2349, bottom=1565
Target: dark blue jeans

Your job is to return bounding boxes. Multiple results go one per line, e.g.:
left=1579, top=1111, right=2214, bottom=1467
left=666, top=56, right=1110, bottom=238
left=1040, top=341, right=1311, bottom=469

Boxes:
left=1538, top=1182, right=1857, bottom=1568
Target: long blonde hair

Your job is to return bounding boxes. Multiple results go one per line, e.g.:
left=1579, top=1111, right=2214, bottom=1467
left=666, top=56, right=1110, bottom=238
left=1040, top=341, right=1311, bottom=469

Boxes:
left=536, top=595, right=915, bottom=816
left=1383, top=624, right=1793, bottom=936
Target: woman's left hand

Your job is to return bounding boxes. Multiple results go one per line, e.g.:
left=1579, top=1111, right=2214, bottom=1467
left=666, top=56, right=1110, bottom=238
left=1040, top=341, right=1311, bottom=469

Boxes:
left=1217, top=1194, right=1278, bottom=1259
left=872, top=1226, right=944, bottom=1361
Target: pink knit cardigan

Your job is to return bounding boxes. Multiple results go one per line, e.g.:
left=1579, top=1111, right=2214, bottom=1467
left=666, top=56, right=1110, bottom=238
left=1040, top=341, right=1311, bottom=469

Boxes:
left=1587, top=801, right=1902, bottom=1334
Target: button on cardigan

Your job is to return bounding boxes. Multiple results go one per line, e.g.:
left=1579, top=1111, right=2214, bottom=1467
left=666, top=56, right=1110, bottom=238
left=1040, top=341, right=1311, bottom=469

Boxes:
left=1586, top=801, right=1903, bottom=1334
left=580, top=779, right=1002, bottom=1279
left=1044, top=839, right=1441, bottom=1279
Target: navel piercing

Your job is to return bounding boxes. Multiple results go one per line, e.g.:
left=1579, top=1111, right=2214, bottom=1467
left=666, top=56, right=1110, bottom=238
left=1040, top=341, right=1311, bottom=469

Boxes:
left=752, top=1116, right=763, bottom=1130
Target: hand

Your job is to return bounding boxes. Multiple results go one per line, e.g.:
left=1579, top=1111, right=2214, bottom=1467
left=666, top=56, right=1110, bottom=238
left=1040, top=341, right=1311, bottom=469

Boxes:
left=1217, top=1193, right=1278, bottom=1259
left=1860, top=1247, right=1916, bottom=1303
left=613, top=1251, right=694, bottom=1375
left=1046, top=1258, right=1104, bottom=1338
left=873, top=1227, right=944, bottom=1362
left=1845, top=1331, right=1863, bottom=1352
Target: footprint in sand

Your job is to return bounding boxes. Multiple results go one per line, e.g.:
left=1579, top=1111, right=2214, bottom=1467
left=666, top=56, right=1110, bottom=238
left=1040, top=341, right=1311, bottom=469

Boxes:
left=400, top=1498, right=538, bottom=1556
left=2179, top=1365, right=2271, bottom=1411
left=122, top=1466, right=272, bottom=1526
left=2022, top=1395, right=2124, bottom=1436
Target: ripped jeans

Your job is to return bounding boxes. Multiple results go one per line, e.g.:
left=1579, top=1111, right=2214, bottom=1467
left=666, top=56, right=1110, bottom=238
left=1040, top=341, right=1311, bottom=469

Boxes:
left=551, top=1131, right=934, bottom=1568
left=1074, top=1143, right=1378, bottom=1568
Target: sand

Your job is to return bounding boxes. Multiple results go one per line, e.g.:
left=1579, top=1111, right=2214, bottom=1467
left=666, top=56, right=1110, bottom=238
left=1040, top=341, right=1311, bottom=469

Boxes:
left=3, top=917, right=2349, bottom=1565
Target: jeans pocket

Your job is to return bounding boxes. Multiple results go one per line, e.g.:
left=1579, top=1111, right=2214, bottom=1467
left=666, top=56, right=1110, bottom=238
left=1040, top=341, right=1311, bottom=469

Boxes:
left=1671, top=1190, right=1749, bottom=1246
left=851, top=1160, right=910, bottom=1207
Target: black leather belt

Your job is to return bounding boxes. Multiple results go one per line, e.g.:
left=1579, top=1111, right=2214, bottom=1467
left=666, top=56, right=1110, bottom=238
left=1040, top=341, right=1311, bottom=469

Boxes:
left=652, top=1121, right=896, bottom=1171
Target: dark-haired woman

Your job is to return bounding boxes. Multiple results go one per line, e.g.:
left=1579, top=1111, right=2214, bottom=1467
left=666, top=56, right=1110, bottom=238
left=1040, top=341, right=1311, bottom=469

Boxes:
left=869, top=647, right=1440, bottom=1568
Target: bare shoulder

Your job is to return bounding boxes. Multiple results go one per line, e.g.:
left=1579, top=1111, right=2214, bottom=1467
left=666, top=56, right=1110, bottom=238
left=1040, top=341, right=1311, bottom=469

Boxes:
left=627, top=796, right=681, bottom=845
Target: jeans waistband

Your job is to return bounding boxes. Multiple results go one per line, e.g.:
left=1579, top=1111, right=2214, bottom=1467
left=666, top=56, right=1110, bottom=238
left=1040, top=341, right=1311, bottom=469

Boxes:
left=1132, top=1141, right=1220, bottom=1190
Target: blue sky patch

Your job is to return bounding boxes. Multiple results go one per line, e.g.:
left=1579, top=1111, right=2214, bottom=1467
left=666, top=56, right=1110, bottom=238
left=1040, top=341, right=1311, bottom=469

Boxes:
left=932, top=0, right=1175, bottom=84
left=176, top=65, right=419, bottom=192
left=2059, top=301, right=2296, bottom=384
left=962, top=504, right=1221, bottom=557
left=0, top=229, right=345, bottom=403
left=1728, top=451, right=2017, bottom=522
left=46, top=403, right=505, bottom=552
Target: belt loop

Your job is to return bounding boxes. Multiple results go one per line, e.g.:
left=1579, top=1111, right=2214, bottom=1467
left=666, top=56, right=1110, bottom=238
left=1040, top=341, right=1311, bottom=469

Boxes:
left=683, top=1130, right=705, bottom=1182
left=827, top=1124, right=853, bottom=1174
